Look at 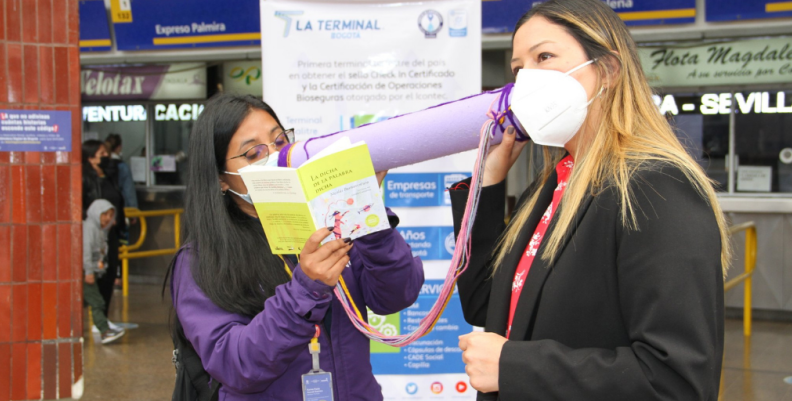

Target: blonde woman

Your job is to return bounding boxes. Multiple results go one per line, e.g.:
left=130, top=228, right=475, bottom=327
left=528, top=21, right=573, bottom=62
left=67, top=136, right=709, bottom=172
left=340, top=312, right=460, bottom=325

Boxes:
left=449, top=0, right=730, bottom=400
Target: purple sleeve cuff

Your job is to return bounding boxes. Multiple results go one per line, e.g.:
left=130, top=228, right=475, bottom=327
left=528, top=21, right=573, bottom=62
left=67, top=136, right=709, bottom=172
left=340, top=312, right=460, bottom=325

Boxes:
left=292, top=265, right=334, bottom=299
left=290, top=265, right=334, bottom=322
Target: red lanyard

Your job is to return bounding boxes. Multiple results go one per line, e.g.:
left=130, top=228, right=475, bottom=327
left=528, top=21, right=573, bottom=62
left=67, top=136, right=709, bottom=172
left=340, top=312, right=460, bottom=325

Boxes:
left=506, top=155, right=574, bottom=339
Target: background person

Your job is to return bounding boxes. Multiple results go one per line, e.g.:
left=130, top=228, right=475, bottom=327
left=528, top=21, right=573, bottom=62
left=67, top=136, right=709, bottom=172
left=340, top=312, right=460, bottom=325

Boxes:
left=83, top=199, right=125, bottom=344
left=450, top=1, right=730, bottom=400
left=82, top=140, right=126, bottom=329
left=168, top=94, right=424, bottom=400
left=104, top=133, right=139, bottom=210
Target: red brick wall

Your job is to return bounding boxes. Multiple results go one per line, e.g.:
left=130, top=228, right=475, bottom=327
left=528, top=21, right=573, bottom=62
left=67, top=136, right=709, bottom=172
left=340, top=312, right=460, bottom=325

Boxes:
left=0, top=0, right=83, bottom=399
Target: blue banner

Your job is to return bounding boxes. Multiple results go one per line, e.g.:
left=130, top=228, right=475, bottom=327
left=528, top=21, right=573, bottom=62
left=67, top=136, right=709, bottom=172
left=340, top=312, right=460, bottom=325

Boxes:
left=398, top=226, right=456, bottom=261
left=384, top=172, right=470, bottom=208
left=706, top=0, right=792, bottom=22
left=79, top=0, right=112, bottom=52
left=483, top=0, right=696, bottom=33
left=370, top=280, right=472, bottom=375
left=0, top=110, right=72, bottom=152
left=113, top=0, right=261, bottom=51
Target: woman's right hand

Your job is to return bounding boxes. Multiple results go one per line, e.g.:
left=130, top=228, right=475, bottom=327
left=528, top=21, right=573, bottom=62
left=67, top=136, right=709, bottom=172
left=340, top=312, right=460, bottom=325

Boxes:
left=299, top=228, right=353, bottom=286
left=482, top=126, right=529, bottom=187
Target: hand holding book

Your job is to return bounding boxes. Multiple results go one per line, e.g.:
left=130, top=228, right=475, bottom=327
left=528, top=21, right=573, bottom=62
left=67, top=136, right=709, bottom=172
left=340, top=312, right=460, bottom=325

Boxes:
left=299, top=228, right=354, bottom=286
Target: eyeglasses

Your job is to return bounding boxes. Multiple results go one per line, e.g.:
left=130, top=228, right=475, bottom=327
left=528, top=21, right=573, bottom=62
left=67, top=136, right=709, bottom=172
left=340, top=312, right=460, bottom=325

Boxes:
left=226, top=129, right=295, bottom=165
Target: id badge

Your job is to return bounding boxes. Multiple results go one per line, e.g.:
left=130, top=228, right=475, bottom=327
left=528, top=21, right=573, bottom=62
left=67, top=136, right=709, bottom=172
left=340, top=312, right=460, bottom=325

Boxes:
left=302, top=371, right=334, bottom=401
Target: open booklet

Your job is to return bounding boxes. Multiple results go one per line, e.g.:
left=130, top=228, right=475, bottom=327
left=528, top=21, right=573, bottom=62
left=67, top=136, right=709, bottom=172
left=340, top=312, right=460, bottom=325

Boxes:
left=238, top=137, right=390, bottom=254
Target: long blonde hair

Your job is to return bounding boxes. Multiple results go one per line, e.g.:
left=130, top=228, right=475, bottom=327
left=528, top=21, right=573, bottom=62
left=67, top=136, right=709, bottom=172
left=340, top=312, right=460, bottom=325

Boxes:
left=494, top=0, right=731, bottom=276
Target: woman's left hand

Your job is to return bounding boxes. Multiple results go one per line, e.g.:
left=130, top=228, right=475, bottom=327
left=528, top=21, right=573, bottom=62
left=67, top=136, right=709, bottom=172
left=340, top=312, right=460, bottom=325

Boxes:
left=459, top=332, right=508, bottom=393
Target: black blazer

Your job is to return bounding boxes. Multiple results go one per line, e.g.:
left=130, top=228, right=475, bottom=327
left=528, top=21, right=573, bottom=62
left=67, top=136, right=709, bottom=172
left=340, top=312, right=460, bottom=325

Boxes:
left=450, top=163, right=724, bottom=401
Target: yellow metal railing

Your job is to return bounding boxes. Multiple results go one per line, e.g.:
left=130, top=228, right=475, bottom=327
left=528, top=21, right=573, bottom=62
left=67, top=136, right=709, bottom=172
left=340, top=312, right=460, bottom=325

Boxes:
left=718, top=221, right=757, bottom=401
left=119, top=207, right=183, bottom=297
left=725, top=221, right=757, bottom=337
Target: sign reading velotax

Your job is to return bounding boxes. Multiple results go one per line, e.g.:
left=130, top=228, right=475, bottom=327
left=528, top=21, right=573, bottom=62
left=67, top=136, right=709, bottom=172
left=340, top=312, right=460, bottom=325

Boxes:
left=0, top=110, right=72, bottom=152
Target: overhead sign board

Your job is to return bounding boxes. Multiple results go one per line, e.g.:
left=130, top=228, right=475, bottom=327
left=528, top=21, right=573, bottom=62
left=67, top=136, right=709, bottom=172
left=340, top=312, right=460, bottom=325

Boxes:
left=483, top=0, right=696, bottom=33
left=113, top=0, right=261, bottom=51
left=706, top=0, right=792, bottom=22
left=80, top=63, right=207, bottom=101
left=79, top=0, right=112, bottom=52
left=639, top=37, right=792, bottom=88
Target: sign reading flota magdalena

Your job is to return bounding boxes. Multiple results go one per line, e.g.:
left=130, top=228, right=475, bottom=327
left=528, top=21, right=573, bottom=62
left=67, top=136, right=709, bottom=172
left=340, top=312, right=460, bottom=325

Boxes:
left=640, top=37, right=792, bottom=87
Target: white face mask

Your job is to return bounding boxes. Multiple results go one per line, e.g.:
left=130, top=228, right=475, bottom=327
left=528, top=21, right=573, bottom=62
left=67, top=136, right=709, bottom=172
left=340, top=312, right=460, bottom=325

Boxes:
left=510, top=59, right=600, bottom=148
left=224, top=151, right=280, bottom=204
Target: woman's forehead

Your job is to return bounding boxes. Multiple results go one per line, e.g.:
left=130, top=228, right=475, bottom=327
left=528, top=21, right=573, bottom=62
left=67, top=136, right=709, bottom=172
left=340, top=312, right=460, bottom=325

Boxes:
left=514, top=16, right=573, bottom=49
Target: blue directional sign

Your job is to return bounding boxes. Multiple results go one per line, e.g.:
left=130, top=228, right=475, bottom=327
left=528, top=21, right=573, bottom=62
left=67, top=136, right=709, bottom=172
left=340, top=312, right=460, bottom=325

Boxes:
left=483, top=0, right=696, bottom=33
left=113, top=0, right=261, bottom=51
left=79, top=0, right=112, bottom=52
left=706, top=0, right=792, bottom=22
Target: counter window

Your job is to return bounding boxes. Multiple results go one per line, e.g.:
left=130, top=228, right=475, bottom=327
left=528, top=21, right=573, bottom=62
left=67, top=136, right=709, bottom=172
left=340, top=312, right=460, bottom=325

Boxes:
left=659, top=91, right=792, bottom=195
left=151, top=103, right=203, bottom=186
left=82, top=105, right=148, bottom=184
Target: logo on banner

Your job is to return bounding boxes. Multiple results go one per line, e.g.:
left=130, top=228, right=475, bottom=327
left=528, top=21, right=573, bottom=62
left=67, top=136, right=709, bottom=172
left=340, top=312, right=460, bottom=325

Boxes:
left=444, top=231, right=456, bottom=255
left=274, top=10, right=304, bottom=37
left=448, top=9, right=468, bottom=37
left=431, top=382, right=444, bottom=394
left=405, top=382, right=419, bottom=395
left=417, top=10, right=443, bottom=38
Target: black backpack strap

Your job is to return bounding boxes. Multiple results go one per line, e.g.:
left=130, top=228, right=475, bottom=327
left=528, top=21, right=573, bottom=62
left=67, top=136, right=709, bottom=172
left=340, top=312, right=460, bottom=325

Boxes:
left=173, top=311, right=221, bottom=401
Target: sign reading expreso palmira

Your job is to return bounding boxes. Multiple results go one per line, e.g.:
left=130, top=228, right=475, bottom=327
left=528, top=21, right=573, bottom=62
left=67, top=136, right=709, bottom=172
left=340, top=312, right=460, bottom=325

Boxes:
left=639, top=37, right=792, bottom=87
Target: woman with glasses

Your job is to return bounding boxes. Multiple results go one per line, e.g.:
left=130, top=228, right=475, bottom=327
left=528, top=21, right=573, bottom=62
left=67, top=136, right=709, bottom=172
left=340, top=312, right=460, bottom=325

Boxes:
left=167, top=94, right=424, bottom=400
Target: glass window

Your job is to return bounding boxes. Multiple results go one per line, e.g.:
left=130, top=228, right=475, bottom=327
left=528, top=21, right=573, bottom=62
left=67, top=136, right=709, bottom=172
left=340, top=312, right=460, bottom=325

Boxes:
left=659, top=90, right=792, bottom=195
left=659, top=93, right=730, bottom=191
left=151, top=102, right=204, bottom=186
left=734, top=90, right=792, bottom=194
left=81, top=104, right=148, bottom=183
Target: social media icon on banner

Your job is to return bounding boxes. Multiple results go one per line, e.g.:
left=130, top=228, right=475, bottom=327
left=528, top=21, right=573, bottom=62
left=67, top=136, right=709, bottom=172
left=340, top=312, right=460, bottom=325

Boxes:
left=405, top=382, right=418, bottom=395
left=431, top=382, right=443, bottom=394
left=456, top=381, right=468, bottom=393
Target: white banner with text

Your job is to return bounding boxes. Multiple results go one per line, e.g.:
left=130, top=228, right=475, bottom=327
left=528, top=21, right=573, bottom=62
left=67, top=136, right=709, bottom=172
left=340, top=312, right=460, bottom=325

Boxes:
left=261, top=0, right=481, bottom=399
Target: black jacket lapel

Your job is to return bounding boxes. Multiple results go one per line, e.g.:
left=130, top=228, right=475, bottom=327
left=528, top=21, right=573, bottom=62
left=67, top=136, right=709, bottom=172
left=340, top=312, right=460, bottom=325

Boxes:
left=487, top=170, right=558, bottom=335
left=507, top=190, right=594, bottom=341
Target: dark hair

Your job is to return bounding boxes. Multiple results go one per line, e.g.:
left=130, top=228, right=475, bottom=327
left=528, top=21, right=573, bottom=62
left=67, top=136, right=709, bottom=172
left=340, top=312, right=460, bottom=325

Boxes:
left=105, top=133, right=122, bottom=154
left=82, top=139, right=104, bottom=165
left=513, top=0, right=624, bottom=67
left=175, top=94, right=290, bottom=317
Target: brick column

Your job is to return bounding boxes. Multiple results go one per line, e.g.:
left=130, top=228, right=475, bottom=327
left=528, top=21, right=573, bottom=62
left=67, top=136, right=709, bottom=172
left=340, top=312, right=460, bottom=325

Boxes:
left=0, top=0, right=84, bottom=400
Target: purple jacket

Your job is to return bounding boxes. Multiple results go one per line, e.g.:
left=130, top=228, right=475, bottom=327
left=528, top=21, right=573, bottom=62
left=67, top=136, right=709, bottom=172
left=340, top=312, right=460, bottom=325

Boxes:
left=171, top=219, right=424, bottom=400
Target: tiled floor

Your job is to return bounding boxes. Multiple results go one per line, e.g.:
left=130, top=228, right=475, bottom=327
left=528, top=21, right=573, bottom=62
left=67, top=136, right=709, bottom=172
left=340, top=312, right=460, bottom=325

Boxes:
left=82, top=284, right=792, bottom=400
left=81, top=284, right=174, bottom=400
